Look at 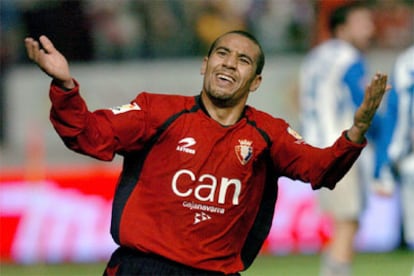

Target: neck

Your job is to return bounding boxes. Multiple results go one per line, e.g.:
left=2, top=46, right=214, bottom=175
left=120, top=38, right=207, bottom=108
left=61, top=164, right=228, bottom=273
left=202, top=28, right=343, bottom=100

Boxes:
left=200, top=92, right=246, bottom=126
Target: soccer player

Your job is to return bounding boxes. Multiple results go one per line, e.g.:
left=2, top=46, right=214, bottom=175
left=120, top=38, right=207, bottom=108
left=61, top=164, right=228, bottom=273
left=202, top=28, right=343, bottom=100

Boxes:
left=388, top=46, right=414, bottom=250
left=298, top=3, right=392, bottom=276
left=24, top=30, right=388, bottom=275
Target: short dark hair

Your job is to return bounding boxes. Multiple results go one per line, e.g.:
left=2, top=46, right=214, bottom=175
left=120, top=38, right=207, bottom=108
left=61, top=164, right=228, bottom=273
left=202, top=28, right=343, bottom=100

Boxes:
left=207, top=30, right=265, bottom=75
left=329, top=2, right=369, bottom=36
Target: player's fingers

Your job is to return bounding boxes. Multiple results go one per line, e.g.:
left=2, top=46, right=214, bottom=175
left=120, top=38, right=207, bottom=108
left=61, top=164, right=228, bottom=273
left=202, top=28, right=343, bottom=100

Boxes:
left=369, top=74, right=388, bottom=112
left=24, top=38, right=35, bottom=58
left=375, top=74, right=388, bottom=101
left=39, top=35, right=56, bottom=54
left=24, top=37, right=40, bottom=61
left=363, top=78, right=381, bottom=115
left=369, top=73, right=387, bottom=101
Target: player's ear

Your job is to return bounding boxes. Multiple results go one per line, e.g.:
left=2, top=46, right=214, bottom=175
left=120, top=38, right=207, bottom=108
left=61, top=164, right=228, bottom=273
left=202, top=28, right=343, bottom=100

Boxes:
left=200, top=57, right=208, bottom=75
left=249, top=74, right=262, bottom=92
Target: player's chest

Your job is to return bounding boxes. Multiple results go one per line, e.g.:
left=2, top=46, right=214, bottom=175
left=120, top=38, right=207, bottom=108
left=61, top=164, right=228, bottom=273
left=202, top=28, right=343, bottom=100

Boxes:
left=146, top=115, right=269, bottom=175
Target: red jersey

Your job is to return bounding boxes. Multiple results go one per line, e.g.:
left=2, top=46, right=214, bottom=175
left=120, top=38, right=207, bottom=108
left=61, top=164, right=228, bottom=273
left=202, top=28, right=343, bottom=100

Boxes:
left=49, top=81, right=365, bottom=274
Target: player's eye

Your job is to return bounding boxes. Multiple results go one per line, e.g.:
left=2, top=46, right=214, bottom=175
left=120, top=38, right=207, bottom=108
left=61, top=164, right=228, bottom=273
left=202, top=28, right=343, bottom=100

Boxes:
left=216, top=50, right=227, bottom=56
left=239, top=57, right=250, bottom=64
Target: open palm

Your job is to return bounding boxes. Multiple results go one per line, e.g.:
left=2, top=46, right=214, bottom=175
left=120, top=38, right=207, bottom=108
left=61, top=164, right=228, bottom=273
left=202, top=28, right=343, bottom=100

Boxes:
left=25, top=35, right=72, bottom=84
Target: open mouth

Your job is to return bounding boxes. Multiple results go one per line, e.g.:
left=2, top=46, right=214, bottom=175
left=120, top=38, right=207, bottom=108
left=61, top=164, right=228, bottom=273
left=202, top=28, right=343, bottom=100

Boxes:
left=216, top=73, right=235, bottom=84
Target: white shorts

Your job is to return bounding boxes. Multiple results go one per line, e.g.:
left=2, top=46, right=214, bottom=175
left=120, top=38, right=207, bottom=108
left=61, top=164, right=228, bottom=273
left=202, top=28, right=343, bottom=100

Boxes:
left=317, top=148, right=372, bottom=219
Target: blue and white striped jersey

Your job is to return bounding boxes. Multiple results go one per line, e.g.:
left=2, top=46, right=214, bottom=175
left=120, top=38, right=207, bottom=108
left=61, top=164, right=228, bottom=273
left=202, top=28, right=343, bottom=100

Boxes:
left=388, top=46, right=414, bottom=162
left=299, top=39, right=369, bottom=147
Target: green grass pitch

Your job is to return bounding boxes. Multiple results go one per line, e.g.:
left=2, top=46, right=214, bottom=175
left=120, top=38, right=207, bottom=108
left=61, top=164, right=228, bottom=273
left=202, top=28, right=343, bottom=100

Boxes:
left=1, top=250, right=413, bottom=275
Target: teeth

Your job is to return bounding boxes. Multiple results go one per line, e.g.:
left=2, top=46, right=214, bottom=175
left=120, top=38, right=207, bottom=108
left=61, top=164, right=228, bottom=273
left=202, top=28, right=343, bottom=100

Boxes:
left=218, top=74, right=233, bottom=82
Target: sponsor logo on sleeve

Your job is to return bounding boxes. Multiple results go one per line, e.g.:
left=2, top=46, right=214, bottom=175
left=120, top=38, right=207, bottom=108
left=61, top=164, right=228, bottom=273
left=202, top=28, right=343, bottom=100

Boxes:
left=109, top=102, right=141, bottom=114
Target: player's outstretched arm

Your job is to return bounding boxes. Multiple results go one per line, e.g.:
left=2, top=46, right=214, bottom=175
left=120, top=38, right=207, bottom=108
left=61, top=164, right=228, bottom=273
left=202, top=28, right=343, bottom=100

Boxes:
left=346, top=73, right=390, bottom=143
left=24, top=35, right=75, bottom=89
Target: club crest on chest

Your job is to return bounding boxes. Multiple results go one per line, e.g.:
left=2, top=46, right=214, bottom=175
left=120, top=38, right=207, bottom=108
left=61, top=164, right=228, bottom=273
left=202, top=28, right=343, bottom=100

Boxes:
left=235, top=139, right=253, bottom=165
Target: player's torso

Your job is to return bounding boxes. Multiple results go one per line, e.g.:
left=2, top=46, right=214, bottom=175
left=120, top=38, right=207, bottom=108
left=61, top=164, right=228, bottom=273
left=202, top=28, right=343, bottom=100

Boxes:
left=118, top=105, right=272, bottom=272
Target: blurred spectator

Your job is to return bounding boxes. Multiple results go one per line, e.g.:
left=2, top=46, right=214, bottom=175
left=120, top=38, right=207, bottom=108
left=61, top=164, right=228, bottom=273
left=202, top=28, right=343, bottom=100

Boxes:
left=246, top=0, right=313, bottom=53
left=22, top=0, right=93, bottom=61
left=195, top=0, right=247, bottom=54
left=132, top=0, right=198, bottom=58
left=88, top=0, right=198, bottom=59
left=246, top=1, right=295, bottom=53
left=373, top=0, right=414, bottom=49
left=285, top=0, right=314, bottom=52
left=86, top=0, right=144, bottom=60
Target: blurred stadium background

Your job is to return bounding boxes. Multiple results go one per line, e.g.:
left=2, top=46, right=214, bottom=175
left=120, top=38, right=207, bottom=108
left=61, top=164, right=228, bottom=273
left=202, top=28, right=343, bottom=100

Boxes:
left=1, top=0, right=413, bottom=275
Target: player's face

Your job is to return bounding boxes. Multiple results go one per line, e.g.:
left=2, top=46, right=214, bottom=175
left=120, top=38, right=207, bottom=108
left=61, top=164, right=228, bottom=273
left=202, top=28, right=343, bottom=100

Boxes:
left=200, top=33, right=262, bottom=107
left=344, top=9, right=375, bottom=52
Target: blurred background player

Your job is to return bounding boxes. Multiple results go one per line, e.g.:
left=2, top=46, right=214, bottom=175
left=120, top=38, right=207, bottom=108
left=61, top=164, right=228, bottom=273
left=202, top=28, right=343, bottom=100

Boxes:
left=298, top=2, right=394, bottom=275
left=388, top=46, right=414, bottom=251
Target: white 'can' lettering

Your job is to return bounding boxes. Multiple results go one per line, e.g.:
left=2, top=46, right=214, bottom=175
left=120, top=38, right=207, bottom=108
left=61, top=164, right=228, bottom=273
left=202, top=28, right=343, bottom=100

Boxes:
left=172, top=169, right=241, bottom=205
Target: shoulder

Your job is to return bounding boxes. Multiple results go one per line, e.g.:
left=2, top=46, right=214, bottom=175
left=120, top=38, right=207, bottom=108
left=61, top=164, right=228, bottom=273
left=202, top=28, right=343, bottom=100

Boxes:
left=135, top=92, right=197, bottom=111
left=131, top=92, right=198, bottom=128
left=303, top=40, right=364, bottom=79
left=307, top=39, right=361, bottom=64
left=245, top=106, right=290, bottom=134
left=245, top=106, right=306, bottom=146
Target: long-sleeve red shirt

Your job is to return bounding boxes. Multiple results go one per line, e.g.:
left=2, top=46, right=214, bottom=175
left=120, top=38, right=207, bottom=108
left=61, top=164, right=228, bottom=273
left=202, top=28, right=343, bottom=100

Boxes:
left=49, top=81, right=366, bottom=274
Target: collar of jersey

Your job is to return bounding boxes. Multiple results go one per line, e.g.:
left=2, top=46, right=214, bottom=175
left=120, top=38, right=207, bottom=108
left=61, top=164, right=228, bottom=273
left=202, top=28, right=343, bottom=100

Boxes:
left=196, top=94, right=247, bottom=127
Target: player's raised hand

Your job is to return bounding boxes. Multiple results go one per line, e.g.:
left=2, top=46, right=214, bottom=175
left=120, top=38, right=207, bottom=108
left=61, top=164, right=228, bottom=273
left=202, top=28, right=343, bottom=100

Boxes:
left=25, top=35, right=74, bottom=89
left=347, top=73, right=390, bottom=143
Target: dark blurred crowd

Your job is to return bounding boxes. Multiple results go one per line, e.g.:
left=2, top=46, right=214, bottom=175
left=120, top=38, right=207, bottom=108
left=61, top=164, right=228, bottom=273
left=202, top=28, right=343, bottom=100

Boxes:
left=1, top=0, right=413, bottom=64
